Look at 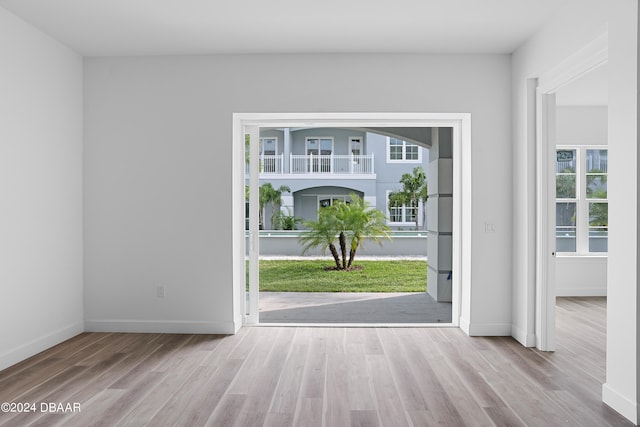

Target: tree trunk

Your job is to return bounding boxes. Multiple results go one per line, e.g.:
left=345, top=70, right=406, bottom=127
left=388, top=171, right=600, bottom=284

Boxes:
left=339, top=232, right=347, bottom=269
left=328, top=244, right=341, bottom=269
left=347, top=248, right=357, bottom=268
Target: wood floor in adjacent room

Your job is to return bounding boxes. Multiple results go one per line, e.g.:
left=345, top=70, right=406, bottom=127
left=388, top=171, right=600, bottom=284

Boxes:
left=0, top=297, right=632, bottom=426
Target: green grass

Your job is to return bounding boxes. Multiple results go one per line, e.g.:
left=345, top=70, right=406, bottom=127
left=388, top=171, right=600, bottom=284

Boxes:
left=255, top=259, right=427, bottom=292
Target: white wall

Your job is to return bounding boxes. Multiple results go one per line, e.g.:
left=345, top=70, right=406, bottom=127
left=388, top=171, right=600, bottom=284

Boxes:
left=555, top=106, right=608, bottom=297
left=83, top=53, right=513, bottom=335
left=0, top=7, right=83, bottom=370
left=512, top=0, right=639, bottom=423
left=556, top=106, right=608, bottom=145
left=602, top=1, right=639, bottom=423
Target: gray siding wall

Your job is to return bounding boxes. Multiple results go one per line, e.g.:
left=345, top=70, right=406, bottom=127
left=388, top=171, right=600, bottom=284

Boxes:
left=290, top=128, right=366, bottom=155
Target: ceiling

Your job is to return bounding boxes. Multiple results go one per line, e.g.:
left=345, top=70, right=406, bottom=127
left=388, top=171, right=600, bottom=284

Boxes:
left=0, top=0, right=571, bottom=56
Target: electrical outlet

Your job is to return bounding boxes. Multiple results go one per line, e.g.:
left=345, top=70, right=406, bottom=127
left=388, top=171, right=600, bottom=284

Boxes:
left=156, top=286, right=166, bottom=298
left=484, top=222, right=495, bottom=233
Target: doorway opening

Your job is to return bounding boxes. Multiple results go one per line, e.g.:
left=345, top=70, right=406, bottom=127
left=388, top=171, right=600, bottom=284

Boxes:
left=232, top=113, right=471, bottom=332
left=534, top=33, right=607, bottom=351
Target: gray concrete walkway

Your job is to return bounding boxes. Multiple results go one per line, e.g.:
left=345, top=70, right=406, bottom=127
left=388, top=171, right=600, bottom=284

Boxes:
left=259, top=291, right=451, bottom=324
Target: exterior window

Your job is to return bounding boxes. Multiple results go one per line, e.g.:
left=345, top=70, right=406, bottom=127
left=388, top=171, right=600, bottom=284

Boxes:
left=306, top=137, right=333, bottom=173
left=260, top=137, right=278, bottom=155
left=349, top=137, right=363, bottom=156
left=318, top=196, right=349, bottom=212
left=387, top=138, right=421, bottom=162
left=306, top=137, right=333, bottom=155
left=387, top=192, right=420, bottom=225
left=555, top=147, right=608, bottom=254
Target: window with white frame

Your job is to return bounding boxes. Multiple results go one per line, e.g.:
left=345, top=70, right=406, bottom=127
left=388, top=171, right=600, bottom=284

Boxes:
left=556, top=147, right=608, bottom=254
left=386, top=191, right=420, bottom=226
left=260, top=137, right=278, bottom=155
left=387, top=137, right=421, bottom=162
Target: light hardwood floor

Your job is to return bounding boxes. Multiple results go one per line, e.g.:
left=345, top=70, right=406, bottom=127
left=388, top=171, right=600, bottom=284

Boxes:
left=0, top=297, right=632, bottom=426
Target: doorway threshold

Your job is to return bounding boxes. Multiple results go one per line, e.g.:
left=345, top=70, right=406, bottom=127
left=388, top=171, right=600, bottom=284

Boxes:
left=249, top=322, right=456, bottom=328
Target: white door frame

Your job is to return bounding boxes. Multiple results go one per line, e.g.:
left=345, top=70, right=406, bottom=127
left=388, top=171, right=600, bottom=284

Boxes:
left=534, top=32, right=608, bottom=351
left=232, top=112, right=471, bottom=331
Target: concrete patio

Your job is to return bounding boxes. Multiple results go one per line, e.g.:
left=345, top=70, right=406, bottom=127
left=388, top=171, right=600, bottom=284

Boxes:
left=258, top=291, right=452, bottom=324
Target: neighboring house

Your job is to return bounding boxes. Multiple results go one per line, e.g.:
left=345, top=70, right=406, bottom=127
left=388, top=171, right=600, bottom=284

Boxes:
left=248, top=128, right=428, bottom=230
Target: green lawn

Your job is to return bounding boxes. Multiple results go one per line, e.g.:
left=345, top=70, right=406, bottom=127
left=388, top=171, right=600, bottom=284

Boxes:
left=255, top=259, right=427, bottom=292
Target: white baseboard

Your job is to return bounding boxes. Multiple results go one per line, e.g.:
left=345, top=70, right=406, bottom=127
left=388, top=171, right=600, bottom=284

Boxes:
left=602, top=383, right=638, bottom=424
left=84, top=319, right=237, bottom=335
left=465, top=322, right=512, bottom=336
left=459, top=318, right=511, bottom=337
left=556, top=288, right=607, bottom=297
left=511, top=324, right=537, bottom=347
left=0, top=322, right=84, bottom=372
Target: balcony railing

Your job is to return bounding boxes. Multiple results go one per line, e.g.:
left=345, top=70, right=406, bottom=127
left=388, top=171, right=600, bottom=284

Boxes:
left=290, top=154, right=374, bottom=174
left=248, top=154, right=375, bottom=175
left=260, top=154, right=284, bottom=173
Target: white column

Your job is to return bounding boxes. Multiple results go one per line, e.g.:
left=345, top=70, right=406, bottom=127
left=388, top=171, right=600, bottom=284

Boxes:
left=283, top=128, right=291, bottom=174
left=427, top=128, right=453, bottom=302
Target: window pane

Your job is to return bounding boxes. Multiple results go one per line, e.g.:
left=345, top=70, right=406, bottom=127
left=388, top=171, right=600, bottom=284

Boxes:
left=307, top=139, right=319, bottom=155
left=556, top=175, right=576, bottom=198
left=389, top=206, right=402, bottom=222
left=586, top=149, right=607, bottom=199
left=556, top=149, right=576, bottom=173
left=320, top=139, right=332, bottom=155
left=405, top=206, right=417, bottom=223
left=390, top=145, right=402, bottom=160
left=586, top=149, right=608, bottom=173
left=556, top=202, right=576, bottom=252
left=589, top=202, right=608, bottom=252
left=586, top=175, right=607, bottom=198
left=405, top=144, right=419, bottom=160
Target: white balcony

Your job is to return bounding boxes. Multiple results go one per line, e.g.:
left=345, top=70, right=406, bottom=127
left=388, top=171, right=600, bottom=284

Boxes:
left=251, top=153, right=375, bottom=175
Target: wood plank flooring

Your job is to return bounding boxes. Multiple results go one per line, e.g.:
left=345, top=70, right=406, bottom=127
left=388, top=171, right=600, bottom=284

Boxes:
left=0, top=297, right=633, bottom=426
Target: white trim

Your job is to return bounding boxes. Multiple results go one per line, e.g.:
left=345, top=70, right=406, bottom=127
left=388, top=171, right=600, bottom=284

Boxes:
left=233, top=112, right=471, bottom=332
left=247, top=126, right=260, bottom=325
left=386, top=136, right=423, bottom=163
left=84, top=319, right=237, bottom=334
left=602, top=383, right=639, bottom=425
left=464, top=322, right=512, bottom=336
left=535, top=90, right=557, bottom=352
left=0, top=322, right=84, bottom=372
left=511, top=324, right=537, bottom=347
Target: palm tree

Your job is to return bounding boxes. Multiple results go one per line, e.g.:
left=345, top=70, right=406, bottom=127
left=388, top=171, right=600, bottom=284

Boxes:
left=388, top=166, right=428, bottom=230
left=340, top=195, right=390, bottom=268
left=299, top=194, right=390, bottom=270
left=258, top=183, right=291, bottom=229
left=298, top=209, right=342, bottom=269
